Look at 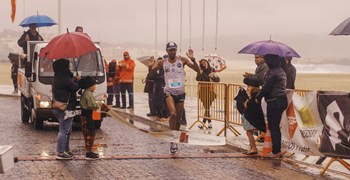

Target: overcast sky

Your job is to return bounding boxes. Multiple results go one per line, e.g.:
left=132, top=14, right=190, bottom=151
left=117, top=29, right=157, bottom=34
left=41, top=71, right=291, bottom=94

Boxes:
left=1, top=0, right=350, bottom=59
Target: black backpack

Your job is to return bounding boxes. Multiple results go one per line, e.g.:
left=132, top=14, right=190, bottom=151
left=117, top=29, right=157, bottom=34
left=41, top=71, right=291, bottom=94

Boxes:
left=108, top=62, right=116, bottom=78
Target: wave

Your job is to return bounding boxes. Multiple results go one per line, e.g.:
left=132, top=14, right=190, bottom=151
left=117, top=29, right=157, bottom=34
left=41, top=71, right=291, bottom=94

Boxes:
left=295, top=64, right=350, bottom=74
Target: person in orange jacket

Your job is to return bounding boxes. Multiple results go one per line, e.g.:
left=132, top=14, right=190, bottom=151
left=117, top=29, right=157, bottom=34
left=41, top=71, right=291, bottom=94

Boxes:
left=119, top=51, right=135, bottom=109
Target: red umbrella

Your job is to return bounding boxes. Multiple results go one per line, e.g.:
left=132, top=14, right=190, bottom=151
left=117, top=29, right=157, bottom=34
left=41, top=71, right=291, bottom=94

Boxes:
left=39, top=32, right=97, bottom=60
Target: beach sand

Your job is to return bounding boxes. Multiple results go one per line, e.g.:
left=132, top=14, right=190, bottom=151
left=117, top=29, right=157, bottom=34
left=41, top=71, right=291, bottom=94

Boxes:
left=1, top=62, right=350, bottom=97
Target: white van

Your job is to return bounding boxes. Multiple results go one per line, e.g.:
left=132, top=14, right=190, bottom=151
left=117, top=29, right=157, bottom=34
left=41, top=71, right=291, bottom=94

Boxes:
left=18, top=41, right=107, bottom=129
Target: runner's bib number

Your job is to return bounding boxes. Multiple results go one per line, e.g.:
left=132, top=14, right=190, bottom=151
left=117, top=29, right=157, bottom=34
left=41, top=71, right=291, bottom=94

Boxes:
left=168, top=78, right=182, bottom=88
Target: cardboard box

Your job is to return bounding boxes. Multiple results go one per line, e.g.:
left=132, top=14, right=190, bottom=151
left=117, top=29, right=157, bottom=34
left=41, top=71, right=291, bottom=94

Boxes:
left=0, top=146, right=14, bottom=173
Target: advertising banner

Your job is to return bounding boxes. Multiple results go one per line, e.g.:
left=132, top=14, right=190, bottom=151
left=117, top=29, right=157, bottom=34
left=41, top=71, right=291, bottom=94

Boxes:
left=281, top=91, right=323, bottom=156
left=318, top=91, right=350, bottom=158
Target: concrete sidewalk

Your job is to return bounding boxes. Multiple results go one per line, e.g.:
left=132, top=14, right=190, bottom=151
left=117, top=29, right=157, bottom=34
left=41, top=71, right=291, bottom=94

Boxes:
left=0, top=85, right=19, bottom=97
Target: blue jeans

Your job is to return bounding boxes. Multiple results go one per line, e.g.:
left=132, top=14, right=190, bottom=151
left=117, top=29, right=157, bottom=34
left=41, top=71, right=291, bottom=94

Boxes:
left=53, top=109, right=73, bottom=153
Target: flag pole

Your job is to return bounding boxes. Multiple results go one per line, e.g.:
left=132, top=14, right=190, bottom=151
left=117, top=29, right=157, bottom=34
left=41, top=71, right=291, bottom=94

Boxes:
left=58, top=0, right=61, bottom=34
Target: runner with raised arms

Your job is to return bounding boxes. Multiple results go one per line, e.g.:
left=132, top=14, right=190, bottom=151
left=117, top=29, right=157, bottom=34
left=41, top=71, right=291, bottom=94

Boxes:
left=148, top=41, right=200, bottom=154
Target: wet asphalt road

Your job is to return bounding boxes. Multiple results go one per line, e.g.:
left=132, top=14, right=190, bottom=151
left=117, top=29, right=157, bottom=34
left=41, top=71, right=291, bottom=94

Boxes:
left=0, top=96, right=342, bottom=179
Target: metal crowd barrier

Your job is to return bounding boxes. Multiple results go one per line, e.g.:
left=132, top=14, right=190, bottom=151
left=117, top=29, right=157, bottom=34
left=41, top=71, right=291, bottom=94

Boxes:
left=191, top=82, right=311, bottom=137
left=188, top=82, right=241, bottom=136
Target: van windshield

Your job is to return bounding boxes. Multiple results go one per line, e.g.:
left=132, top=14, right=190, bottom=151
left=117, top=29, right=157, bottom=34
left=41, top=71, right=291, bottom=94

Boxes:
left=39, top=50, right=104, bottom=77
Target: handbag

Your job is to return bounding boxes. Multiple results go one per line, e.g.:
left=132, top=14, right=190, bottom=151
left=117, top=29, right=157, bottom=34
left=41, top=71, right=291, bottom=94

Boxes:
left=52, top=93, right=70, bottom=111
left=52, top=100, right=67, bottom=110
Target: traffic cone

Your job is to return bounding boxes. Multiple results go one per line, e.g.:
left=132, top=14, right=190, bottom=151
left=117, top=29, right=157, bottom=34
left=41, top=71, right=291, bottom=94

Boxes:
left=260, top=124, right=272, bottom=157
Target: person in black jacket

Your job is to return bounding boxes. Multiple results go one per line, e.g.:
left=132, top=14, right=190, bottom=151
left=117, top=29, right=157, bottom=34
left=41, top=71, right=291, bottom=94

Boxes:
left=10, top=61, right=19, bottom=94
left=154, top=57, right=168, bottom=118
left=52, top=59, right=81, bottom=160
left=255, top=54, right=288, bottom=158
left=17, top=23, right=43, bottom=54
left=144, top=63, right=157, bottom=116
left=284, top=57, right=296, bottom=89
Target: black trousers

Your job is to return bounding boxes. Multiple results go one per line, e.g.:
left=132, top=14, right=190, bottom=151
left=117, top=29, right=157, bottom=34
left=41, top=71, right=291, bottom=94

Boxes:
left=266, top=95, right=288, bottom=154
left=154, top=83, right=167, bottom=116
left=107, top=86, right=114, bottom=105
left=11, top=75, right=18, bottom=90
left=107, top=84, right=121, bottom=106
left=148, top=91, right=156, bottom=114
left=120, top=83, right=133, bottom=108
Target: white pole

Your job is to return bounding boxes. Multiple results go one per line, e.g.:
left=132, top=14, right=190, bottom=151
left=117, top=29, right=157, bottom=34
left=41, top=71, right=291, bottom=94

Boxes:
left=202, top=0, right=205, bottom=51
left=215, top=0, right=219, bottom=52
left=180, top=0, right=183, bottom=53
left=155, top=0, right=158, bottom=58
left=23, top=0, right=25, bottom=19
left=166, top=0, right=169, bottom=43
left=58, top=0, right=61, bottom=34
left=23, top=0, right=25, bottom=31
left=189, top=0, right=192, bottom=49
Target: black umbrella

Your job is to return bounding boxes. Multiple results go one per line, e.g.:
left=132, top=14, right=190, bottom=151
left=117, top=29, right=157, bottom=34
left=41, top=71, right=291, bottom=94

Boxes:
left=244, top=97, right=266, bottom=133
left=234, top=89, right=266, bottom=132
left=330, top=17, right=350, bottom=35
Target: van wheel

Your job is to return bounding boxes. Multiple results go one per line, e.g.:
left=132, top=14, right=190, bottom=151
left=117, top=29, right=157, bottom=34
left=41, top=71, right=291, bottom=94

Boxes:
left=32, top=109, right=43, bottom=129
left=94, top=120, right=102, bottom=129
left=21, top=95, right=30, bottom=123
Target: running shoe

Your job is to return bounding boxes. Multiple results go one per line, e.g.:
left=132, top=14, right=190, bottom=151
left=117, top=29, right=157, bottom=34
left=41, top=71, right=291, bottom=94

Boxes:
left=64, top=151, right=74, bottom=157
left=170, top=142, right=178, bottom=154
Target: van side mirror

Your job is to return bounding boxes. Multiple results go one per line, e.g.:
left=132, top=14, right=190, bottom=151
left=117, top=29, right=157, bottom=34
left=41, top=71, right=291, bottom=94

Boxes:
left=25, top=62, right=32, bottom=77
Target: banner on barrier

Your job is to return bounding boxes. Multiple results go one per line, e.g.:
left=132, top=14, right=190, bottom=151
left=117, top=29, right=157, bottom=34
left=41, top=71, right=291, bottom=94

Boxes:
left=281, top=91, right=323, bottom=156
left=318, top=91, right=350, bottom=158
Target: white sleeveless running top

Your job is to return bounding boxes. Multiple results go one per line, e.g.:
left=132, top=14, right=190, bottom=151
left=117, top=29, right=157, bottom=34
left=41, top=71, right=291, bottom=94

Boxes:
left=163, top=56, right=185, bottom=95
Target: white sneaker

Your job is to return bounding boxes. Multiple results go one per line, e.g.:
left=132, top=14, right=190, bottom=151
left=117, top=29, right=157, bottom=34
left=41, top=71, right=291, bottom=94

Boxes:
left=208, top=122, right=213, bottom=129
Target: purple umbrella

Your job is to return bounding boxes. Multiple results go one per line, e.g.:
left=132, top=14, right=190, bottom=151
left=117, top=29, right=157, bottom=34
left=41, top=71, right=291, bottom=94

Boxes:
left=329, top=17, right=350, bottom=35
left=238, top=40, right=301, bottom=58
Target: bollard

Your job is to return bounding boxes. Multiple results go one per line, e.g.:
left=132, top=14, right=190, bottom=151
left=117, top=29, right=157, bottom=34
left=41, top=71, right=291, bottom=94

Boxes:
left=0, top=146, right=14, bottom=173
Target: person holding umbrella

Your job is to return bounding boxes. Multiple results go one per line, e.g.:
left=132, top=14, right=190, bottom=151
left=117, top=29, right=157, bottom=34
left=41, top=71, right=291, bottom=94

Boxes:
left=17, top=23, right=44, bottom=54
left=52, top=59, right=81, bottom=160
left=255, top=54, right=288, bottom=158
left=196, top=59, right=220, bottom=129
